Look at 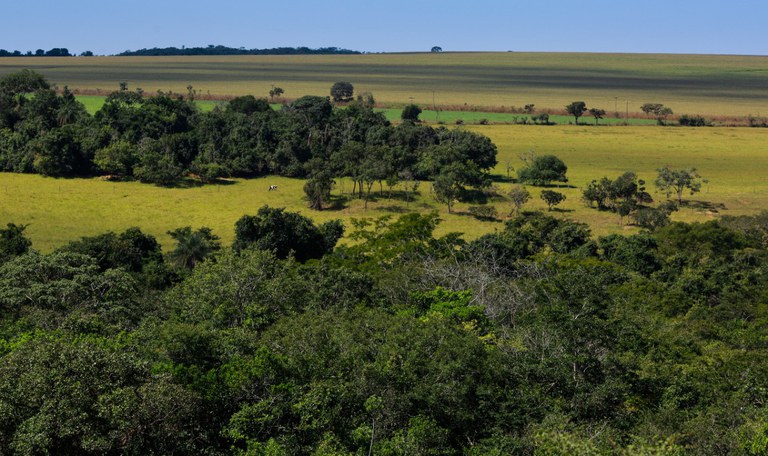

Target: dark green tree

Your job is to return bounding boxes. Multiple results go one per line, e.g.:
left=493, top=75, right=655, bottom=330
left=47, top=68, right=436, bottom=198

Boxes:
left=540, top=190, right=566, bottom=210
left=330, top=81, right=354, bottom=102
left=268, top=86, right=284, bottom=101
left=565, top=101, right=587, bottom=124
left=0, top=223, right=31, bottom=263
left=401, top=104, right=422, bottom=122
left=166, top=226, right=221, bottom=270
left=233, top=206, right=343, bottom=261
left=516, top=154, right=568, bottom=186
left=227, top=95, right=271, bottom=115
left=589, top=107, right=606, bottom=125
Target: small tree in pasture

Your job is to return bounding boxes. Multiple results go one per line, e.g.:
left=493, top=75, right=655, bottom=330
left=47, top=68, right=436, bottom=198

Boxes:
left=508, top=185, right=531, bottom=216
left=655, top=166, right=702, bottom=204
left=641, top=103, right=673, bottom=125
left=589, top=108, right=606, bottom=125
left=540, top=190, right=566, bottom=211
left=269, top=86, right=284, bottom=102
left=565, top=101, right=587, bottom=124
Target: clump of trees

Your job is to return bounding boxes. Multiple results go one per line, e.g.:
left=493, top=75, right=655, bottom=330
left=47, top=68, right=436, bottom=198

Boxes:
left=641, top=102, right=673, bottom=125
left=0, top=71, right=498, bottom=214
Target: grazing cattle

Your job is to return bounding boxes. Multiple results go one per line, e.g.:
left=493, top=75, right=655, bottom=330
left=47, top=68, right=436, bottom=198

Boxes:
left=268, top=185, right=278, bottom=191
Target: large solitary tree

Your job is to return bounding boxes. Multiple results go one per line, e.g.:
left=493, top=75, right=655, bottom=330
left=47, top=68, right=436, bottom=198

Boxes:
left=330, top=81, right=354, bottom=102
left=517, top=154, right=568, bottom=186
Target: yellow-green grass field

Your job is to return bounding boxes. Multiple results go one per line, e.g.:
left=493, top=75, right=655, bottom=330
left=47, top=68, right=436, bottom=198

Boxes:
left=2, top=125, right=767, bottom=252
left=2, top=52, right=768, bottom=116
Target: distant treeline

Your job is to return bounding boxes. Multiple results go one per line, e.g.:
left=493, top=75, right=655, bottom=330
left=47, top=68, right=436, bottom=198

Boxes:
left=0, top=48, right=74, bottom=57
left=117, top=45, right=361, bottom=56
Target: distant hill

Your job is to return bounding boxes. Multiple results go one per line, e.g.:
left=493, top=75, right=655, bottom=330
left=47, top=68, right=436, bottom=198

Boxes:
left=117, top=45, right=362, bottom=56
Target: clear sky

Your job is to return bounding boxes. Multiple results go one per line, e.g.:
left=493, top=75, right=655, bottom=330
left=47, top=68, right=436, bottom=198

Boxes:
left=1, top=0, right=766, bottom=56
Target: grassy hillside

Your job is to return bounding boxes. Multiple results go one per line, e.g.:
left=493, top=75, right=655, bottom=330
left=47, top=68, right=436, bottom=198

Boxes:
left=2, top=52, right=768, bottom=116
left=2, top=124, right=766, bottom=252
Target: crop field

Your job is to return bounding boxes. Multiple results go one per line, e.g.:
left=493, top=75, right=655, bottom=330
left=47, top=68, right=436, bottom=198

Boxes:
left=2, top=125, right=766, bottom=252
left=2, top=52, right=768, bottom=116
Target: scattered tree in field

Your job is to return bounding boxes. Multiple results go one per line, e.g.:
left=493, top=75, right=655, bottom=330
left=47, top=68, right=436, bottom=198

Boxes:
left=304, top=170, right=334, bottom=210
left=532, top=113, right=550, bottom=125
left=641, top=103, right=673, bottom=125
left=432, top=168, right=464, bottom=213
left=583, top=172, right=652, bottom=212
left=523, top=104, right=536, bottom=114
left=166, top=226, right=221, bottom=270
left=330, top=81, right=354, bottom=102
left=540, top=190, right=566, bottom=211
left=565, top=101, right=587, bottom=124
left=508, top=185, right=531, bottom=216
left=589, top=107, right=606, bottom=125
left=431, top=46, right=443, bottom=53
left=655, top=166, right=703, bottom=204
left=268, top=86, right=284, bottom=101
left=517, top=154, right=568, bottom=186
left=401, top=104, right=422, bottom=122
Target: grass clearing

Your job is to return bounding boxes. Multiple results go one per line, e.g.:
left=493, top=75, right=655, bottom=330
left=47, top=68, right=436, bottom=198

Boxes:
left=3, top=52, right=768, bottom=116
left=2, top=125, right=767, bottom=252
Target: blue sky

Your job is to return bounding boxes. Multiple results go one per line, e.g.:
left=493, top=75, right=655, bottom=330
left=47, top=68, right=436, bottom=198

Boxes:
left=1, top=0, right=766, bottom=55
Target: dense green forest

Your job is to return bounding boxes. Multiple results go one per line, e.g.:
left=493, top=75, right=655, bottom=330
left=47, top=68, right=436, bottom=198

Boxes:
left=2, top=205, right=768, bottom=454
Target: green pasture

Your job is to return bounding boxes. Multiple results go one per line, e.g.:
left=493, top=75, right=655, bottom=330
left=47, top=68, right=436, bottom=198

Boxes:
left=2, top=125, right=767, bottom=252
left=76, top=95, right=223, bottom=114
left=2, top=52, right=768, bottom=116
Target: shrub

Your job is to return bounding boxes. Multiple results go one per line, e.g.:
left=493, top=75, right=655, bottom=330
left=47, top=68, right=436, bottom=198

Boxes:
left=678, top=114, right=710, bottom=127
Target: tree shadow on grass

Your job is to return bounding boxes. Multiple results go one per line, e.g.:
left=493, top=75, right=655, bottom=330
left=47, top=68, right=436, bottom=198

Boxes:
left=160, top=177, right=238, bottom=189
left=455, top=210, right=502, bottom=223
left=379, top=205, right=410, bottom=213
left=684, top=200, right=727, bottom=212
left=490, top=174, right=515, bottom=183
left=324, top=195, right=351, bottom=211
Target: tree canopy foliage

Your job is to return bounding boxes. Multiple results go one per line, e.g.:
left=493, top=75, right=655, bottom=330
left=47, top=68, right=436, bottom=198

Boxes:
left=1, top=207, right=767, bottom=454
left=516, top=154, right=568, bottom=186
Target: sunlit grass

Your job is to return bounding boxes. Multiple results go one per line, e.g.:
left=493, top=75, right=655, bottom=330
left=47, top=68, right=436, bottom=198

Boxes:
left=2, top=125, right=767, bottom=252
